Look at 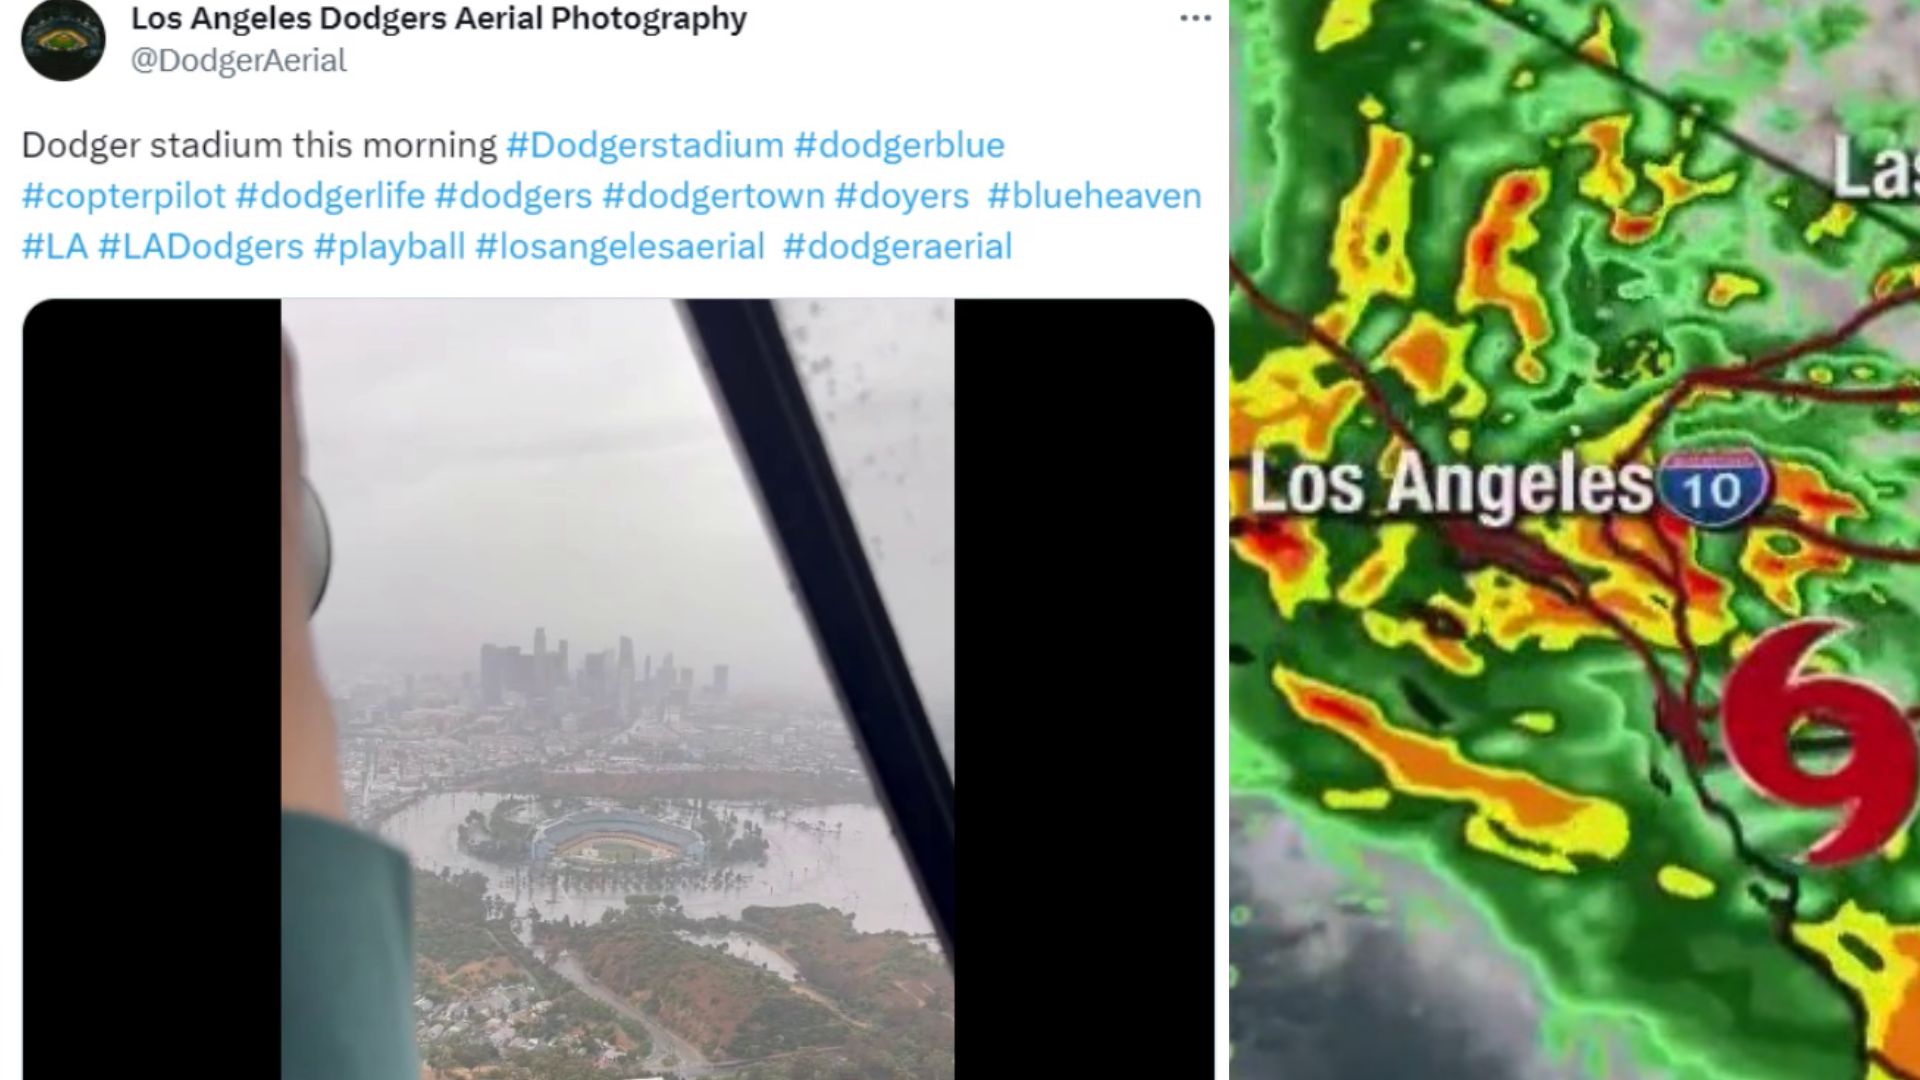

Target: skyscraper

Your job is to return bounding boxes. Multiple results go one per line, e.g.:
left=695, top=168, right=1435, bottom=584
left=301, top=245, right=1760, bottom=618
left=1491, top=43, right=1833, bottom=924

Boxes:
left=616, top=636, right=635, bottom=718
left=712, top=664, right=729, bottom=695
left=480, top=644, right=503, bottom=705
left=582, top=651, right=607, bottom=699
left=534, top=627, right=548, bottom=694
left=505, top=647, right=531, bottom=696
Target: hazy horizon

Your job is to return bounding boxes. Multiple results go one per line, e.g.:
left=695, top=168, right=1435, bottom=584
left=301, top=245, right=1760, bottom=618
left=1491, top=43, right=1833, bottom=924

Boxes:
left=284, top=298, right=954, bottom=723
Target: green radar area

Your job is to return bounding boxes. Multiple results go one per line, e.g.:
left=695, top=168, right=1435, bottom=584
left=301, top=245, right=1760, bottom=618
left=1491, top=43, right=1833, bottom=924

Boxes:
left=1229, top=0, right=1920, bottom=1077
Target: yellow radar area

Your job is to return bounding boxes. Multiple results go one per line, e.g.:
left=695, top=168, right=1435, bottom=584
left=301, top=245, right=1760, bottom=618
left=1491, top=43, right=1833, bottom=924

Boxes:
left=1273, top=665, right=1630, bottom=874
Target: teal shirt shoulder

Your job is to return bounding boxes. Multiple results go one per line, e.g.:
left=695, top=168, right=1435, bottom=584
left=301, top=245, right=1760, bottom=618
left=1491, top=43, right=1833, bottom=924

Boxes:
left=282, top=812, right=419, bottom=1080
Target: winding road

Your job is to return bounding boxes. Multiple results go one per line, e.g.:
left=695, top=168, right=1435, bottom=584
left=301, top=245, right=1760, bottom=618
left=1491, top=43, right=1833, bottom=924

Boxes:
left=545, top=948, right=840, bottom=1078
left=548, top=951, right=719, bottom=1075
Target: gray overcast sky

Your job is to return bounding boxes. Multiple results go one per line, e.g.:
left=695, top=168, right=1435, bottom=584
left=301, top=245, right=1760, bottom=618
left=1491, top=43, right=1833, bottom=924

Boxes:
left=283, top=298, right=955, bottom=718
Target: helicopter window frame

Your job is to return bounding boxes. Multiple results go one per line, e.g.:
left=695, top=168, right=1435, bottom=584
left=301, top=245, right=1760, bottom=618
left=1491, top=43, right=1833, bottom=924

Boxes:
left=679, top=300, right=955, bottom=968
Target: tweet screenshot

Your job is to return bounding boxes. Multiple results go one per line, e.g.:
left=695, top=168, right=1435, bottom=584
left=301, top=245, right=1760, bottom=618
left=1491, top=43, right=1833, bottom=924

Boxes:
left=5, top=1, right=1220, bottom=1078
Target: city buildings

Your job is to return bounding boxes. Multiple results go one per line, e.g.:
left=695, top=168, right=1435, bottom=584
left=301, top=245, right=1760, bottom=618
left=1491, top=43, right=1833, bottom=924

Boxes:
left=470, top=628, right=736, bottom=731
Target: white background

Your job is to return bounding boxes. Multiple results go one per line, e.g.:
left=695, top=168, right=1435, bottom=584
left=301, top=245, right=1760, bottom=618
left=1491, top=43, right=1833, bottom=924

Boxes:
left=0, top=2, right=1227, bottom=1074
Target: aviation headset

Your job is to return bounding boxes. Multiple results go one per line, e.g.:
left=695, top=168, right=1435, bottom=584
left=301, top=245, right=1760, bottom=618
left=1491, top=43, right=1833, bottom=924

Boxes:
left=287, top=328, right=331, bottom=618
left=301, top=477, right=331, bottom=617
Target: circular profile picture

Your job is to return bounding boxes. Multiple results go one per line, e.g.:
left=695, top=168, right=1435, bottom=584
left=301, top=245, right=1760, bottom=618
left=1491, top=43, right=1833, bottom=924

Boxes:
left=22, top=0, right=106, bottom=82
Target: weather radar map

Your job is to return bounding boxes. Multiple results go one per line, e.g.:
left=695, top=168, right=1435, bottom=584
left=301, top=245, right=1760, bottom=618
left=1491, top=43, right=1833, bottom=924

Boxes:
left=1228, top=1, right=1920, bottom=1079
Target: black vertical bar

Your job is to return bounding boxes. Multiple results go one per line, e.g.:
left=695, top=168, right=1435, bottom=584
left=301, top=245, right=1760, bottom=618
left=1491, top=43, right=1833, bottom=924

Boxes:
left=26, top=299, right=285, bottom=1067
left=678, top=299, right=956, bottom=966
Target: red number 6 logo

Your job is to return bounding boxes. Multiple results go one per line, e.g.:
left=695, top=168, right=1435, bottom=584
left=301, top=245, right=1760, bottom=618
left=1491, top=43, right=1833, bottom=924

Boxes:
left=1720, top=618, right=1918, bottom=867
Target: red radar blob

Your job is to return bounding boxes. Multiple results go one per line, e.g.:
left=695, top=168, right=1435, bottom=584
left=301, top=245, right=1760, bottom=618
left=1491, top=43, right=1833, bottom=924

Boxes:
left=1720, top=618, right=1918, bottom=867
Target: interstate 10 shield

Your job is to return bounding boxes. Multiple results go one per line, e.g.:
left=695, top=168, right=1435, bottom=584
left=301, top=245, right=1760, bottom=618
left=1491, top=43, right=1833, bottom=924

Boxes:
left=1655, top=447, right=1773, bottom=529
